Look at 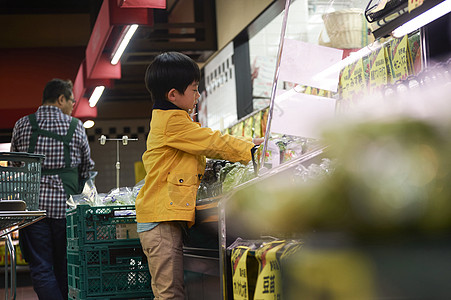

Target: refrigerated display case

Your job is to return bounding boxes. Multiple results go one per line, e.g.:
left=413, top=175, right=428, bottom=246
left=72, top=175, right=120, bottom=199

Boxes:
left=199, top=0, right=451, bottom=299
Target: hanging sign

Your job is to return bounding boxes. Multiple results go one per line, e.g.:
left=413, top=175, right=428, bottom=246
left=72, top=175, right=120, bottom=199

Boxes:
left=388, top=35, right=413, bottom=83
left=279, top=39, right=343, bottom=92
left=408, top=33, right=423, bottom=74
left=271, top=89, right=337, bottom=139
left=368, top=46, right=389, bottom=93
left=339, top=57, right=367, bottom=106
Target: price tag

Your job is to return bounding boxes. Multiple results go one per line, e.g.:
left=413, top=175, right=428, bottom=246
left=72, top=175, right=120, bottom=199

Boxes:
left=409, top=0, right=424, bottom=12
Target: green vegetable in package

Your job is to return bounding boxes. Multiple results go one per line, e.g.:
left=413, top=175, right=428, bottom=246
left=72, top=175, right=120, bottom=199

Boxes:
left=222, top=162, right=256, bottom=193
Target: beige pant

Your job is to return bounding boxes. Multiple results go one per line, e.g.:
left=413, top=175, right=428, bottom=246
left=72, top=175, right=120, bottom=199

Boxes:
left=139, top=222, right=185, bottom=300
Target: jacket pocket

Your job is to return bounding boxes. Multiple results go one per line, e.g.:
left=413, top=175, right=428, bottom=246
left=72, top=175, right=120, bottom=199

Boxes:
left=166, top=172, right=198, bottom=210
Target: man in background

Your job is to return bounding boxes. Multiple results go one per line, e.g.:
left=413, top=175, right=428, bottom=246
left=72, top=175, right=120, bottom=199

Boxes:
left=10, top=78, right=94, bottom=300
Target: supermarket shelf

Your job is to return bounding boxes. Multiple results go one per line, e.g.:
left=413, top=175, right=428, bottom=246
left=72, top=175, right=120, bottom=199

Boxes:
left=182, top=145, right=329, bottom=300
left=217, top=146, right=329, bottom=300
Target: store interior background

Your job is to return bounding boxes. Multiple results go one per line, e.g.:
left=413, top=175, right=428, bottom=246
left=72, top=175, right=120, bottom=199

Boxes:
left=2, top=0, right=449, bottom=193
left=2, top=0, right=451, bottom=299
left=0, top=0, right=374, bottom=193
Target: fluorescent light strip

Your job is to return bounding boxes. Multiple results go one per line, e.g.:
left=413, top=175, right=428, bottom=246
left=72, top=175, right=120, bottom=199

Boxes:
left=83, top=120, right=95, bottom=129
left=111, top=24, right=139, bottom=65
left=89, top=86, right=105, bottom=107
left=393, top=0, right=451, bottom=38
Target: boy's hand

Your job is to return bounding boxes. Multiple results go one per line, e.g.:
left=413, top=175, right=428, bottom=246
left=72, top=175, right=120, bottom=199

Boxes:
left=252, top=138, right=265, bottom=145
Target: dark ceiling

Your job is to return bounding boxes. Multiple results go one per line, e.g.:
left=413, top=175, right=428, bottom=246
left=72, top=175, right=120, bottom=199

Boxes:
left=0, top=0, right=217, bottom=120
left=0, top=0, right=101, bottom=14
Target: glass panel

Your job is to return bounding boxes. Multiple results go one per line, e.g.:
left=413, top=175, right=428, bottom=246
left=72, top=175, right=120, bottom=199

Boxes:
left=248, top=0, right=425, bottom=172
left=249, top=0, right=372, bottom=107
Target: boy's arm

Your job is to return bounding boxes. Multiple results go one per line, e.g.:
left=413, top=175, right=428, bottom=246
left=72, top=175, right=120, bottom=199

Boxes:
left=165, top=115, right=256, bottom=164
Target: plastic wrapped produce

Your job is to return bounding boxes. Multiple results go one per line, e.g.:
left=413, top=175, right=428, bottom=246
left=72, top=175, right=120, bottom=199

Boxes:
left=197, top=159, right=228, bottom=199
left=67, top=178, right=145, bottom=208
left=293, top=158, right=337, bottom=183
left=100, top=187, right=134, bottom=206
left=67, top=171, right=100, bottom=208
left=222, top=162, right=256, bottom=193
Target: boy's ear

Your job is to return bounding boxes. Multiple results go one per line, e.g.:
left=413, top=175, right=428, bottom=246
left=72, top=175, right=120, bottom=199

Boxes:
left=167, top=88, right=177, bottom=103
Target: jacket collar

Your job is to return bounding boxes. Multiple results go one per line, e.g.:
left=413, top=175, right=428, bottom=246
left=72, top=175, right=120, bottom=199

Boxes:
left=153, top=99, right=183, bottom=111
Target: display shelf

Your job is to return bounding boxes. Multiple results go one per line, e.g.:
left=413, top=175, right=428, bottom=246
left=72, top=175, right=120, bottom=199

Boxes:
left=184, top=200, right=223, bottom=299
left=218, top=145, right=329, bottom=239
left=187, top=151, right=330, bottom=300
left=215, top=146, right=329, bottom=300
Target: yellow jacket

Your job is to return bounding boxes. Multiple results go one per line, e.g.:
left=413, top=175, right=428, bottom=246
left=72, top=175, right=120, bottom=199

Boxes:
left=135, top=109, right=255, bottom=227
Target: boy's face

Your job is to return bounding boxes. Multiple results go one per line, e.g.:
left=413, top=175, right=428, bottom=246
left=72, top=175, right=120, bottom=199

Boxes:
left=170, top=81, right=200, bottom=113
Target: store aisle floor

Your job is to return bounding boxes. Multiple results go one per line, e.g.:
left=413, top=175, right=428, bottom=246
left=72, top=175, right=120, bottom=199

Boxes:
left=0, top=286, right=38, bottom=300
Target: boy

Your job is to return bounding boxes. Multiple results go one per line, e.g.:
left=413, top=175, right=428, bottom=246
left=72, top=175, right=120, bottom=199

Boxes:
left=136, top=52, right=263, bottom=299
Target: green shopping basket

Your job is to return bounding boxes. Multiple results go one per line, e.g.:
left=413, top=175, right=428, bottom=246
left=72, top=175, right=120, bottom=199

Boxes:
left=0, top=152, right=45, bottom=211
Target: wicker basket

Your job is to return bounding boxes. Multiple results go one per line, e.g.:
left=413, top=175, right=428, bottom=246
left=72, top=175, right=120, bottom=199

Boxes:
left=321, top=9, right=372, bottom=49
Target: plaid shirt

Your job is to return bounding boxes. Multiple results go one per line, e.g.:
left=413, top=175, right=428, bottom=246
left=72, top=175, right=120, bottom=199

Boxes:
left=10, top=105, right=94, bottom=218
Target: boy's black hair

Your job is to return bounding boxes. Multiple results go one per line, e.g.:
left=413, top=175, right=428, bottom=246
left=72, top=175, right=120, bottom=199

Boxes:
left=145, top=52, right=201, bottom=104
left=42, top=79, right=73, bottom=104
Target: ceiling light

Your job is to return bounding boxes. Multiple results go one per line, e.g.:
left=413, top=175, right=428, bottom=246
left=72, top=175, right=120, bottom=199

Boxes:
left=89, top=86, right=105, bottom=107
left=393, top=0, right=451, bottom=38
left=83, top=120, right=95, bottom=129
left=111, top=24, right=139, bottom=65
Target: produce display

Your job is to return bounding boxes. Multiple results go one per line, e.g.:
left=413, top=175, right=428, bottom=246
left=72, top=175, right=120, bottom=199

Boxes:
left=227, top=89, right=451, bottom=237
left=196, top=136, right=326, bottom=200
left=197, top=159, right=257, bottom=200
left=221, top=162, right=256, bottom=193
left=197, top=159, right=229, bottom=199
left=293, top=158, right=337, bottom=183
left=67, top=178, right=144, bottom=208
left=67, top=135, right=326, bottom=206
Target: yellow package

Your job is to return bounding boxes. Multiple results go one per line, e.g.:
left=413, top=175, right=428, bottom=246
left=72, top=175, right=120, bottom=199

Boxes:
left=243, top=117, right=254, bottom=138
left=231, top=246, right=258, bottom=300
left=231, top=122, right=244, bottom=137
left=253, top=113, right=262, bottom=138
left=254, top=241, right=286, bottom=300
left=261, top=109, right=269, bottom=137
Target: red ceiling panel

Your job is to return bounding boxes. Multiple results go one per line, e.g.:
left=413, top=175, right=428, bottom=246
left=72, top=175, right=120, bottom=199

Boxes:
left=85, top=0, right=154, bottom=79
left=73, top=0, right=161, bottom=119
left=73, top=97, right=97, bottom=121
left=117, top=0, right=165, bottom=9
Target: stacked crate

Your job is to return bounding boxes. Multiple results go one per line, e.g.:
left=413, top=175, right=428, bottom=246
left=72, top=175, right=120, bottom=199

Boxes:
left=66, top=205, right=153, bottom=300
